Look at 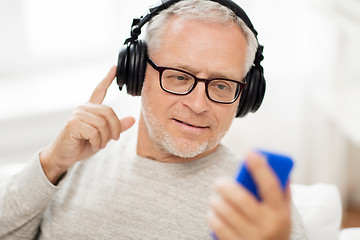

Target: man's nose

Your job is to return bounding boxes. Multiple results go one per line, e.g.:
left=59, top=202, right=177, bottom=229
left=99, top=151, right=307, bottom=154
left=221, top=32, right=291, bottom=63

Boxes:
left=182, top=82, right=210, bottom=114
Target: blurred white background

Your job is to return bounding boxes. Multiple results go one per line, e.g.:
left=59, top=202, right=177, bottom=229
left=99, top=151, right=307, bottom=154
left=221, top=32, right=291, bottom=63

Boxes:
left=0, top=0, right=359, bottom=208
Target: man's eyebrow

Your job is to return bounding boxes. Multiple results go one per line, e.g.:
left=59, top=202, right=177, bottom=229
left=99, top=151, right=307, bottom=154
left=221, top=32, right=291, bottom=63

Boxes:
left=171, top=63, right=241, bottom=81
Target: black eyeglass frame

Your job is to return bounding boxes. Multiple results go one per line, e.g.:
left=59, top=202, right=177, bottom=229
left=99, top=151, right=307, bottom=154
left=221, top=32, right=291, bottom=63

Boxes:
left=147, top=57, right=247, bottom=104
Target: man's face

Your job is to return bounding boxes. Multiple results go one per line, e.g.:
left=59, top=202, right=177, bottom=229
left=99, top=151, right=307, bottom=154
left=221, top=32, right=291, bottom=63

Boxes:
left=138, top=16, right=247, bottom=161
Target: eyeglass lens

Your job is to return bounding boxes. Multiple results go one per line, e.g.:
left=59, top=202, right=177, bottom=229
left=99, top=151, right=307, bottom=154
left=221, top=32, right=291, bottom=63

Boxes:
left=161, top=69, right=240, bottom=103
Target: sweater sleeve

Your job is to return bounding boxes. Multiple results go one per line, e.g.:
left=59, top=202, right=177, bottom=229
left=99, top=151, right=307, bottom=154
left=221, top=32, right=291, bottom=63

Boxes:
left=0, top=153, right=61, bottom=239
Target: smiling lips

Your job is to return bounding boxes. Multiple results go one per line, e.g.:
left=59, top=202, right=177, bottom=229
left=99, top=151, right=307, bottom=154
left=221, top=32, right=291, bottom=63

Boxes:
left=173, top=118, right=209, bottom=129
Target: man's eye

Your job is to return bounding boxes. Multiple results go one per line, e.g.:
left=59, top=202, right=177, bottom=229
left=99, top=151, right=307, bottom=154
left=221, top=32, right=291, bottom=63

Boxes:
left=211, top=82, right=231, bottom=91
left=175, top=75, right=186, bottom=80
left=216, top=84, right=228, bottom=90
left=173, top=74, right=190, bottom=81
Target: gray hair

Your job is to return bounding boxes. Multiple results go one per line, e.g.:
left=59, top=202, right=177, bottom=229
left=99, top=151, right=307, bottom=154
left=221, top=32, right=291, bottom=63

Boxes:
left=145, top=0, right=258, bottom=77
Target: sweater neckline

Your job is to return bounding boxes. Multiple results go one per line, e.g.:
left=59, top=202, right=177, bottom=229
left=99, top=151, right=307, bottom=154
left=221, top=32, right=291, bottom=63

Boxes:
left=122, top=134, right=229, bottom=177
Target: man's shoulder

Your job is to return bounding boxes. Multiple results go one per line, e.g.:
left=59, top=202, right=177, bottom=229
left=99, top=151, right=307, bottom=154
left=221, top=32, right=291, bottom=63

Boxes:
left=215, top=144, right=242, bottom=164
left=205, top=144, right=242, bottom=176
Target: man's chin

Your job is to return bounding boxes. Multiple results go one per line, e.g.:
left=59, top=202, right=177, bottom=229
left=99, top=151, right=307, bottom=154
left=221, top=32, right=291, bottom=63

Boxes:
left=160, top=137, right=210, bottom=159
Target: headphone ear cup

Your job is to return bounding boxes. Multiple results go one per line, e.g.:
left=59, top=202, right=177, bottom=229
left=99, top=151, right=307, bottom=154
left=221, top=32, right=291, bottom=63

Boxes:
left=127, top=41, right=137, bottom=96
left=236, top=70, right=253, bottom=118
left=251, top=68, right=266, bottom=112
left=236, top=67, right=265, bottom=118
left=134, top=40, right=148, bottom=96
left=116, top=44, right=129, bottom=91
left=116, top=40, right=148, bottom=96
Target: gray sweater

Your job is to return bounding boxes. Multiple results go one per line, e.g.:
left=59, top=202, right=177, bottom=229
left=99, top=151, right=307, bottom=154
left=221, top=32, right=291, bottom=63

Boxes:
left=0, top=135, right=307, bottom=239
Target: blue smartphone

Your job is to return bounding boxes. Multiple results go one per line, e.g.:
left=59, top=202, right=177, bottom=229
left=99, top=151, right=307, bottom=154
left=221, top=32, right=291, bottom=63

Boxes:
left=212, top=151, right=293, bottom=239
left=235, top=150, right=294, bottom=201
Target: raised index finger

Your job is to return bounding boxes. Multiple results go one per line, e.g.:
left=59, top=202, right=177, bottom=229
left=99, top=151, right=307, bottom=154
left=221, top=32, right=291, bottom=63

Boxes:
left=89, top=66, right=117, bottom=104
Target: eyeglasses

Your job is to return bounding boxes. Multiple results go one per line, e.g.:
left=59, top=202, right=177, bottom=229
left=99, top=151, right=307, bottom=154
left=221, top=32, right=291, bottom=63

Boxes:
left=147, top=57, right=247, bottom=104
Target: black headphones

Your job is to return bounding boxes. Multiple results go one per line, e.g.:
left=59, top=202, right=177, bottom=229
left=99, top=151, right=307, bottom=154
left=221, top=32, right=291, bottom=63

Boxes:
left=116, top=0, right=266, bottom=118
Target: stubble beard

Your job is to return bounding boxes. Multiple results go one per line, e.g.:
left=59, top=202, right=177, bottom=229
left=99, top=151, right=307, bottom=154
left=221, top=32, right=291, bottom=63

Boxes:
left=141, top=106, right=226, bottom=159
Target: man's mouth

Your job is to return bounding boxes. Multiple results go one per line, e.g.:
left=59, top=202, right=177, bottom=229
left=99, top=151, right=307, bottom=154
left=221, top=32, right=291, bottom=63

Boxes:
left=173, top=119, right=209, bottom=129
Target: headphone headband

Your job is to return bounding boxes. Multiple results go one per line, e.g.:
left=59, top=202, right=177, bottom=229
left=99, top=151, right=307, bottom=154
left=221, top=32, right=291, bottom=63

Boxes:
left=127, top=0, right=258, bottom=43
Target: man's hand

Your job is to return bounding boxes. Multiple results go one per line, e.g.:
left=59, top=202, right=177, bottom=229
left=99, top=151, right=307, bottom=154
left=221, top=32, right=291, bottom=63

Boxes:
left=40, top=66, right=135, bottom=184
left=207, top=152, right=291, bottom=240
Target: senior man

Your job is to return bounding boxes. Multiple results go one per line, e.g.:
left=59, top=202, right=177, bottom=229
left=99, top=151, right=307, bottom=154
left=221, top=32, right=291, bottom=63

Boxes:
left=0, top=0, right=307, bottom=239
